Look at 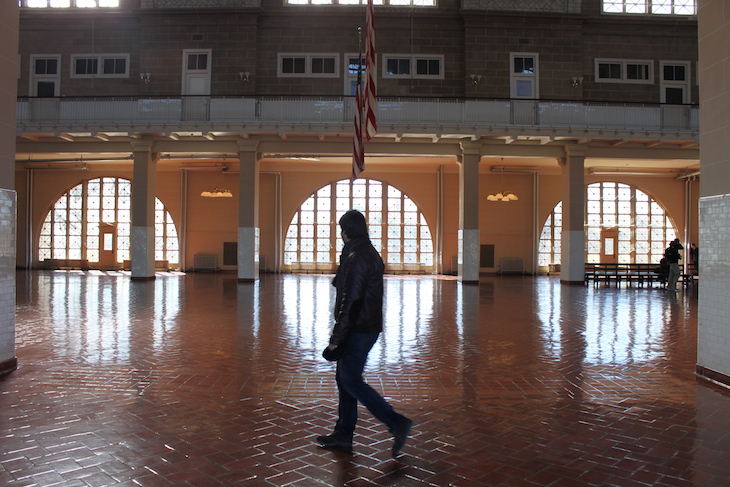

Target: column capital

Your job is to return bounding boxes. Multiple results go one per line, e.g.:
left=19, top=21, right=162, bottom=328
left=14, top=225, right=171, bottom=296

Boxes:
left=563, top=144, right=588, bottom=159
left=130, top=139, right=154, bottom=153
left=237, top=138, right=259, bottom=153
left=459, top=141, right=482, bottom=156
left=458, top=141, right=482, bottom=166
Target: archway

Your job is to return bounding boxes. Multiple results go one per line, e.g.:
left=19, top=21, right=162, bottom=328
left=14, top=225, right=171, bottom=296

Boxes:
left=538, top=182, right=677, bottom=267
left=284, top=178, right=434, bottom=273
left=38, top=177, right=179, bottom=269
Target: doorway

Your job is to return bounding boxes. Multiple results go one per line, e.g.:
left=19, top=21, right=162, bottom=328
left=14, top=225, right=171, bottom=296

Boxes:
left=182, top=49, right=212, bottom=120
left=600, top=228, right=619, bottom=263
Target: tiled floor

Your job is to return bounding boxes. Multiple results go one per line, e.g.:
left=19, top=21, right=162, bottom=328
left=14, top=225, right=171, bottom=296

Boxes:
left=2, top=271, right=729, bottom=487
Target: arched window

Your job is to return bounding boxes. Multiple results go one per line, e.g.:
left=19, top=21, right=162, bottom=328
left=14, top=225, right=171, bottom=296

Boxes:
left=284, top=178, right=434, bottom=272
left=538, top=182, right=677, bottom=266
left=38, top=177, right=179, bottom=267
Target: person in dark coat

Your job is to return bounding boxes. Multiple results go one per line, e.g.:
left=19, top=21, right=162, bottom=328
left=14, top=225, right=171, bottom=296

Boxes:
left=317, top=209, right=412, bottom=455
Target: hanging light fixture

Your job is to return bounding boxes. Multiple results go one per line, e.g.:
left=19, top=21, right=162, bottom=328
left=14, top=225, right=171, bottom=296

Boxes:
left=487, top=190, right=519, bottom=201
left=201, top=188, right=233, bottom=198
left=487, top=167, right=519, bottom=202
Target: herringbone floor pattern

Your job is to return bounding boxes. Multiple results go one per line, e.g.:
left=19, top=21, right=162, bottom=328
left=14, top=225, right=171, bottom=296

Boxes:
left=1, top=271, right=729, bottom=486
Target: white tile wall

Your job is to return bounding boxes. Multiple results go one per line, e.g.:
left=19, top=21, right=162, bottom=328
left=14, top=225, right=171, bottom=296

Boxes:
left=0, top=189, right=16, bottom=364
left=238, top=226, right=260, bottom=280
left=698, top=194, right=730, bottom=376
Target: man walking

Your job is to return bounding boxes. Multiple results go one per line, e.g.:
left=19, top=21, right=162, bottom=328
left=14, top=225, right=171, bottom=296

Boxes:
left=317, top=209, right=412, bottom=455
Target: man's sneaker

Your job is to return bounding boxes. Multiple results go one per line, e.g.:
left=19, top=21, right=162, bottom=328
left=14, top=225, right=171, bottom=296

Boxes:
left=391, top=418, right=413, bottom=456
left=316, top=431, right=353, bottom=451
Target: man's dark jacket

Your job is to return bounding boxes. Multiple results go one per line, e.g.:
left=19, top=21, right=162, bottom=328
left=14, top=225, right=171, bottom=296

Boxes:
left=330, top=237, right=384, bottom=347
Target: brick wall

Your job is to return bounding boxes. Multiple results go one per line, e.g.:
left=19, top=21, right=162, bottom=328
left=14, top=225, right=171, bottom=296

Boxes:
left=17, top=3, right=698, bottom=103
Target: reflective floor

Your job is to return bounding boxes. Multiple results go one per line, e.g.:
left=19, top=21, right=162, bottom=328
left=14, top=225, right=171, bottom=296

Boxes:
left=2, top=270, right=729, bottom=486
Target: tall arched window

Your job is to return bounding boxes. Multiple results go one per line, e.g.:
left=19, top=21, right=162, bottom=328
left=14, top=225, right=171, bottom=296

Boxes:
left=538, top=182, right=677, bottom=266
left=284, top=178, right=434, bottom=272
left=38, top=177, right=179, bottom=267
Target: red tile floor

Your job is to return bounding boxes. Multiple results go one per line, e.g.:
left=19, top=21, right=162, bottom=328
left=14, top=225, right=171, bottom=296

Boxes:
left=2, top=270, right=730, bottom=487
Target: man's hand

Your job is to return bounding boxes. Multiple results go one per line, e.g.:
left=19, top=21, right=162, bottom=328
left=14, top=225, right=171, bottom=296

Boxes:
left=327, top=344, right=338, bottom=351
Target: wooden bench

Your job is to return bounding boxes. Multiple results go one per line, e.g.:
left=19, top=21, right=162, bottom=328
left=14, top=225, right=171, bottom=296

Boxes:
left=682, top=263, right=698, bottom=285
left=43, top=259, right=90, bottom=270
left=585, top=263, right=663, bottom=287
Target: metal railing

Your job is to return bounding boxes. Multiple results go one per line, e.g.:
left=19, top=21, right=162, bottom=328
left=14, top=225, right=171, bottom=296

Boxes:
left=16, top=95, right=699, bottom=132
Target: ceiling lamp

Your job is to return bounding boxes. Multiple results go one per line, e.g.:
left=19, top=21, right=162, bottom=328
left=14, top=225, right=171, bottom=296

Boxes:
left=487, top=190, right=519, bottom=201
left=488, top=165, right=518, bottom=201
left=201, top=188, right=233, bottom=198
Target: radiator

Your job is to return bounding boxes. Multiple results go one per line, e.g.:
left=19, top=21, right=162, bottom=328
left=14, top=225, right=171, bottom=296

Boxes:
left=193, top=254, right=217, bottom=271
left=500, top=257, right=525, bottom=274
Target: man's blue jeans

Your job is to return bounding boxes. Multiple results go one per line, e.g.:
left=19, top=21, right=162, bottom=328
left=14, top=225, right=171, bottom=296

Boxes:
left=335, top=332, right=405, bottom=437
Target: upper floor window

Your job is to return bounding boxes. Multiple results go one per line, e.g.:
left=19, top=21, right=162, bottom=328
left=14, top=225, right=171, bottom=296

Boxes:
left=602, top=0, right=696, bottom=15
left=23, top=0, right=119, bottom=7
left=278, top=54, right=339, bottom=78
left=286, top=0, right=435, bottom=5
left=510, top=53, right=539, bottom=98
left=595, top=59, right=653, bottom=84
left=383, top=55, right=443, bottom=79
left=71, top=54, right=129, bottom=78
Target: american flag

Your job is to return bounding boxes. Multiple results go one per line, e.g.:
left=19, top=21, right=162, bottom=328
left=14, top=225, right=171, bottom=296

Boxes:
left=352, top=0, right=376, bottom=180
left=364, top=0, right=377, bottom=140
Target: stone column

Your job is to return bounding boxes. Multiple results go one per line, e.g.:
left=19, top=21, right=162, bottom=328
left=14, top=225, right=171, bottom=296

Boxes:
left=697, top=0, right=730, bottom=387
left=559, top=146, right=586, bottom=284
left=0, top=2, right=18, bottom=377
left=131, top=140, right=156, bottom=280
left=458, top=142, right=481, bottom=283
left=238, top=139, right=260, bottom=282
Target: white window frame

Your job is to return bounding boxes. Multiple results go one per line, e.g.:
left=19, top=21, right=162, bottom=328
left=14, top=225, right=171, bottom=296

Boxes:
left=595, top=58, right=654, bottom=84
left=70, top=54, right=130, bottom=78
left=23, top=0, right=120, bottom=7
left=382, top=54, right=444, bottom=80
left=510, top=52, right=539, bottom=99
left=285, top=0, right=436, bottom=5
left=660, top=60, right=691, bottom=104
left=277, top=53, right=340, bottom=78
left=30, top=54, right=61, bottom=97
left=601, top=0, right=696, bottom=15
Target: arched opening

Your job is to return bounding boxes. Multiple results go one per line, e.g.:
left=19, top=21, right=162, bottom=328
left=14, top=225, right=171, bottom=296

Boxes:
left=284, top=178, right=434, bottom=273
left=539, top=182, right=677, bottom=267
left=38, top=177, right=180, bottom=269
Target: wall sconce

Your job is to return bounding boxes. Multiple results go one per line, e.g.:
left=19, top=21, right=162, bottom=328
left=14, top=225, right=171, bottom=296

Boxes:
left=140, top=73, right=152, bottom=84
left=572, top=76, right=583, bottom=88
left=470, top=74, right=482, bottom=85
left=238, top=72, right=250, bottom=82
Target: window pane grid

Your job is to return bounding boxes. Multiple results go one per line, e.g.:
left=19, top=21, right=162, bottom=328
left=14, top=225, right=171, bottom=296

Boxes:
left=285, top=179, right=434, bottom=271
left=38, top=177, right=179, bottom=268
left=539, top=183, right=676, bottom=267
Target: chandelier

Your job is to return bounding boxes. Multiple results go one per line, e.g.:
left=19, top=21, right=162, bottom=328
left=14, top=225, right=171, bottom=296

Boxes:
left=200, top=188, right=233, bottom=198
left=487, top=190, right=519, bottom=201
left=487, top=167, right=518, bottom=201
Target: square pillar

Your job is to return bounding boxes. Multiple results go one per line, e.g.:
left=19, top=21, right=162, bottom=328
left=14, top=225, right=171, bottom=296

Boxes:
left=559, top=147, right=586, bottom=284
left=238, top=140, right=260, bottom=282
left=0, top=1, right=18, bottom=376
left=131, top=140, right=156, bottom=280
left=458, top=143, right=481, bottom=283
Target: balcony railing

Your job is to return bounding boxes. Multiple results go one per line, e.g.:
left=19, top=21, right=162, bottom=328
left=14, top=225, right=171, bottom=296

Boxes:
left=16, top=96, right=699, bottom=133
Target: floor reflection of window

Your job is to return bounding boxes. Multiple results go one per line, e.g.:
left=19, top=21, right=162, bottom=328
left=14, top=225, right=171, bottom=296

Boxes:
left=284, top=178, right=434, bottom=272
left=281, top=274, right=434, bottom=368
left=38, top=177, right=180, bottom=267
left=538, top=182, right=676, bottom=266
